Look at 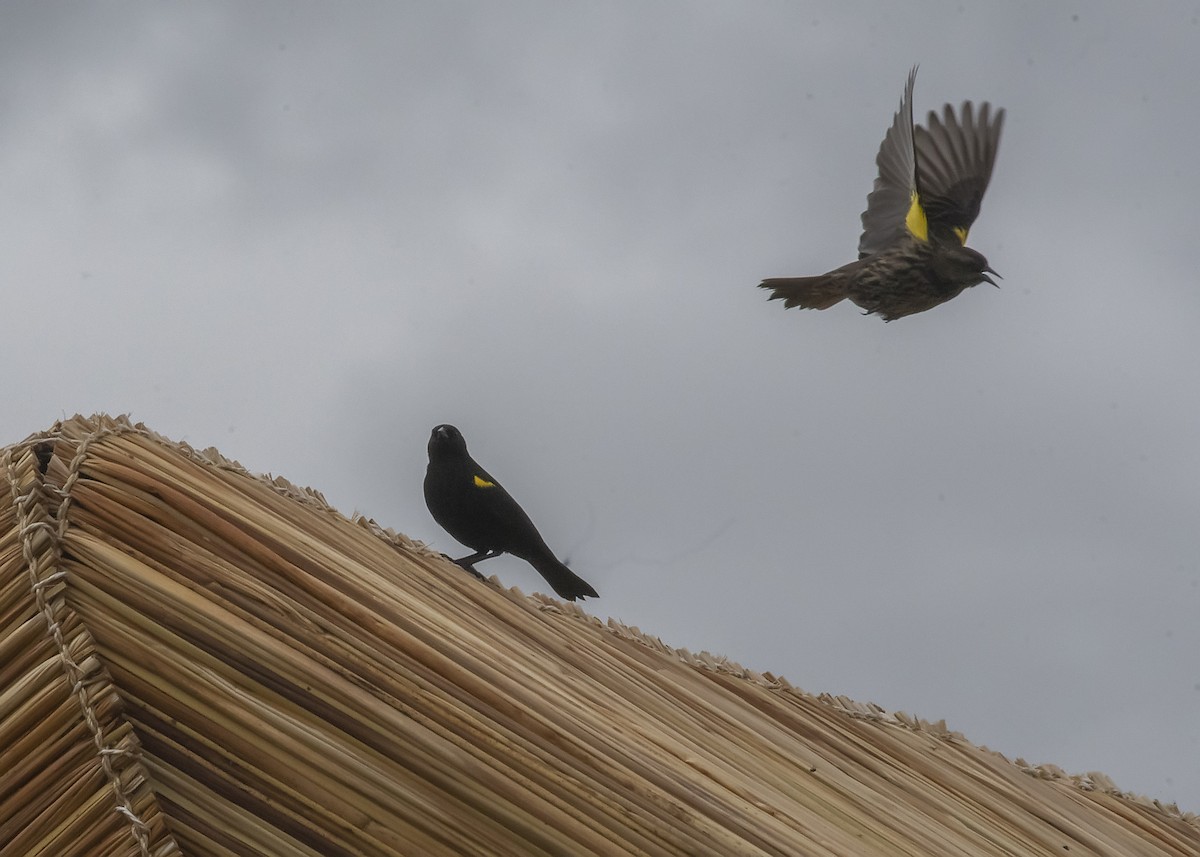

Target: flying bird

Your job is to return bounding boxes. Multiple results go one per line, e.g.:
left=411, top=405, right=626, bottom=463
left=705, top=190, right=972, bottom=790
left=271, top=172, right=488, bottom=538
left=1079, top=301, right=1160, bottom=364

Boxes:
left=424, top=424, right=599, bottom=601
left=760, top=67, right=1004, bottom=321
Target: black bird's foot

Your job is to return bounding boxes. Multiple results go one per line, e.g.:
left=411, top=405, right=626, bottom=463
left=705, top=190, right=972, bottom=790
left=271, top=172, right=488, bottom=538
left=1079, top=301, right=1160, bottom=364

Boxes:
left=435, top=552, right=486, bottom=580
left=451, top=549, right=500, bottom=581
left=455, top=561, right=487, bottom=581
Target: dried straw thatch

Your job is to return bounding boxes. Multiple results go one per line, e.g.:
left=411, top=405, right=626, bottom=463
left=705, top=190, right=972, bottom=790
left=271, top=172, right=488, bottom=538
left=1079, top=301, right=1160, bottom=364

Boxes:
left=1, top=414, right=1196, bottom=856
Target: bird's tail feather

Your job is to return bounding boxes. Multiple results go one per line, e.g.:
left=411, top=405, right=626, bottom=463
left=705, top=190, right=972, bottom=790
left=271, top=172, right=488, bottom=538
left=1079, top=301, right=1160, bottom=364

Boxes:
left=526, top=553, right=599, bottom=601
left=759, top=275, right=847, bottom=310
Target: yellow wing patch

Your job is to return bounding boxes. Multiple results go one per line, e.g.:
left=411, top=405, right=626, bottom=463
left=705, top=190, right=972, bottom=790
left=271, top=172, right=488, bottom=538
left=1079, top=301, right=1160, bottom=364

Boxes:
left=953, top=226, right=969, bottom=244
left=905, top=191, right=929, bottom=242
left=473, top=475, right=495, bottom=489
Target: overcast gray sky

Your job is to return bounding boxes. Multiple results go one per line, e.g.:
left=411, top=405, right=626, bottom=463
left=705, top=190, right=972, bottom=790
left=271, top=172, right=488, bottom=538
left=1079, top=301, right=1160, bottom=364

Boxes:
left=3, top=2, right=1198, bottom=812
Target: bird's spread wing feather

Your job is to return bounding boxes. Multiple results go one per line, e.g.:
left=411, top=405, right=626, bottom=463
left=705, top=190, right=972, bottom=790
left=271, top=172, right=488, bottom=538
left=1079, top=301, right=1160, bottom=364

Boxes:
left=858, top=67, right=919, bottom=259
left=913, top=101, right=1005, bottom=243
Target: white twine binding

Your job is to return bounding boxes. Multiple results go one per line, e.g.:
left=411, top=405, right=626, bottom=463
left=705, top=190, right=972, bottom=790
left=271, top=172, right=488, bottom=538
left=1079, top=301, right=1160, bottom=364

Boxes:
left=8, top=423, right=158, bottom=857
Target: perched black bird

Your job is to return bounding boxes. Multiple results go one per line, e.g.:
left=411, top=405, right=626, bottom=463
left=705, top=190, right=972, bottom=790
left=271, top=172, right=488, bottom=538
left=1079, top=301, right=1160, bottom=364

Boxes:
left=760, top=67, right=1005, bottom=321
left=423, top=424, right=599, bottom=601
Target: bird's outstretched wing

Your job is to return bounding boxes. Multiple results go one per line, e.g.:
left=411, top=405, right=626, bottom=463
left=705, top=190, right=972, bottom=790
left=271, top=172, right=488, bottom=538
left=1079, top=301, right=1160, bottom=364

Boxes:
left=913, top=100, right=1005, bottom=244
left=858, top=67, right=919, bottom=259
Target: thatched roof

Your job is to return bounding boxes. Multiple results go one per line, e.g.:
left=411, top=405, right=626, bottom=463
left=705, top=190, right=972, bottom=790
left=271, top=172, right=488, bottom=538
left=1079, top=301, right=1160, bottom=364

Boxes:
left=1, top=414, right=1196, bottom=856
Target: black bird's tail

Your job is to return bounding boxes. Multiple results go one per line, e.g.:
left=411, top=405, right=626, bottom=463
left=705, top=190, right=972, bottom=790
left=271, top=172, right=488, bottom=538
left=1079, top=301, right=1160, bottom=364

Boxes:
left=759, top=275, right=847, bottom=310
left=524, top=552, right=599, bottom=601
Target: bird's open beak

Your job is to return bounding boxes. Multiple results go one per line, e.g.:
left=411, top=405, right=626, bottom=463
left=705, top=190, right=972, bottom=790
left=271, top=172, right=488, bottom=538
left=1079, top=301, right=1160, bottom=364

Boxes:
left=982, top=266, right=1002, bottom=288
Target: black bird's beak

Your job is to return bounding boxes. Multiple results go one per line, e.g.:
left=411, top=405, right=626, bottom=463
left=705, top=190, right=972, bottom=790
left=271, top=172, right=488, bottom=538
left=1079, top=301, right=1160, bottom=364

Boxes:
left=982, top=266, right=1002, bottom=288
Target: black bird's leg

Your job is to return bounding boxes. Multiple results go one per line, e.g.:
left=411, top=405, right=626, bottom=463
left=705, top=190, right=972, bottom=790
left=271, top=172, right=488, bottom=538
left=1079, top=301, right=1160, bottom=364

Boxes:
left=452, top=549, right=500, bottom=580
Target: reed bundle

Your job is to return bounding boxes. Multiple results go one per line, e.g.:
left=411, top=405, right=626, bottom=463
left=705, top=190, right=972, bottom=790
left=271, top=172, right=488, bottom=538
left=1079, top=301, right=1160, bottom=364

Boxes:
left=1, top=415, right=1195, bottom=856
